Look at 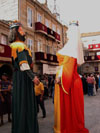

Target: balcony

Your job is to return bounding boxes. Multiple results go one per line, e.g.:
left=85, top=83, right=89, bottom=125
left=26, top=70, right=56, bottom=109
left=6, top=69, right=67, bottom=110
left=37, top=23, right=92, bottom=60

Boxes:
left=0, top=43, right=11, bottom=62
left=88, top=44, right=100, bottom=50
left=84, top=55, right=100, bottom=62
left=55, top=32, right=61, bottom=43
left=35, top=22, right=47, bottom=35
left=35, top=52, right=58, bottom=63
left=35, top=22, right=61, bottom=42
left=47, top=28, right=55, bottom=39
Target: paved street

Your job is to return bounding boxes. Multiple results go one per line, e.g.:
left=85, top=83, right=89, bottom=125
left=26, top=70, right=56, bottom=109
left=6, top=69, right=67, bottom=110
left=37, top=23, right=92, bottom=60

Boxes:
left=0, top=89, right=100, bottom=133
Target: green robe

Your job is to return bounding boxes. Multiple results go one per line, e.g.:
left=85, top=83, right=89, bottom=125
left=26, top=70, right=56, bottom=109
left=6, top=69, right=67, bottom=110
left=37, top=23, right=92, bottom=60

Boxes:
left=10, top=41, right=39, bottom=133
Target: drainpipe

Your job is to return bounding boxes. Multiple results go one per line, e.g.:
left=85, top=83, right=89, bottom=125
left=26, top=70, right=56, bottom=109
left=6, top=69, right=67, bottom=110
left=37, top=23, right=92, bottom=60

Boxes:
left=18, top=0, right=21, bottom=21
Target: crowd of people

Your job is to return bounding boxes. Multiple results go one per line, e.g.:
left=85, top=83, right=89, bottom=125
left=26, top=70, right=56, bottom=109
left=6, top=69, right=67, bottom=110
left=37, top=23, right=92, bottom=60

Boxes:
left=0, top=72, right=55, bottom=126
left=81, top=73, right=100, bottom=96
left=1, top=70, right=100, bottom=130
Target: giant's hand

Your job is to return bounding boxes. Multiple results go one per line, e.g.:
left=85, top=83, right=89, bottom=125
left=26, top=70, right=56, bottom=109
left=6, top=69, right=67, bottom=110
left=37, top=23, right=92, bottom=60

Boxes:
left=55, top=77, right=61, bottom=84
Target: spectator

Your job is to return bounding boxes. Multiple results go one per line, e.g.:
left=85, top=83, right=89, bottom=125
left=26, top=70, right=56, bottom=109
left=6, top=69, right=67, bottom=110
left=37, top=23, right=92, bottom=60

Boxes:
left=94, top=74, right=99, bottom=92
left=51, top=75, right=55, bottom=103
left=81, top=74, right=88, bottom=94
left=0, top=73, right=12, bottom=125
left=43, top=77, right=48, bottom=99
left=98, top=73, right=100, bottom=89
left=93, top=75, right=96, bottom=96
left=35, top=78, right=46, bottom=118
left=48, top=76, right=52, bottom=97
left=87, top=74, right=94, bottom=96
left=0, top=91, right=4, bottom=126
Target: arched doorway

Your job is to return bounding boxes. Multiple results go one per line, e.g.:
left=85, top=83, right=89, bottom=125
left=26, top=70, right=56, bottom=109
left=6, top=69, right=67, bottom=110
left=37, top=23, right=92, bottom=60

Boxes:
left=0, top=63, right=13, bottom=80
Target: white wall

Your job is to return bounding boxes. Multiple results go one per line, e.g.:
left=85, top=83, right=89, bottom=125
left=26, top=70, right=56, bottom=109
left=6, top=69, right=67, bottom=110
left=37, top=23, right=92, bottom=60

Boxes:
left=0, top=0, right=18, bottom=20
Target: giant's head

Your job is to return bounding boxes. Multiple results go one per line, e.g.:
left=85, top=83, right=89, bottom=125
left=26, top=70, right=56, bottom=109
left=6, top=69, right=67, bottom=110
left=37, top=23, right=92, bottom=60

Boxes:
left=8, top=21, right=26, bottom=43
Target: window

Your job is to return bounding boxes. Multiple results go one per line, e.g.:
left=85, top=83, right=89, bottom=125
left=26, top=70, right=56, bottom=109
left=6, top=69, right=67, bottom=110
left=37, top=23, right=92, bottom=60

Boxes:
left=46, top=45, right=50, bottom=54
left=51, top=45, right=57, bottom=55
left=52, top=47, right=57, bottom=55
left=89, top=52, right=95, bottom=56
left=1, top=34, right=8, bottom=45
left=51, top=46, right=54, bottom=54
left=45, top=19, right=49, bottom=27
left=52, top=24, right=56, bottom=32
left=37, top=13, right=42, bottom=22
left=27, top=7, right=33, bottom=27
left=84, top=51, right=89, bottom=56
left=37, top=40, right=43, bottom=52
left=27, top=38, right=33, bottom=52
left=57, top=28, right=61, bottom=35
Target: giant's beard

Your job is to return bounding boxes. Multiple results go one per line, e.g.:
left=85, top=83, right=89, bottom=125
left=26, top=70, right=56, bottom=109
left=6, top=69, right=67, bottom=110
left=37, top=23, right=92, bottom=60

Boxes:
left=17, top=31, right=26, bottom=42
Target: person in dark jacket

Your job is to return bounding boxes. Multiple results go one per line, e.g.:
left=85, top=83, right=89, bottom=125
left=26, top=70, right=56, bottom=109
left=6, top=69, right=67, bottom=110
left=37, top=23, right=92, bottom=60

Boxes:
left=81, top=74, right=88, bottom=94
left=0, top=73, right=12, bottom=126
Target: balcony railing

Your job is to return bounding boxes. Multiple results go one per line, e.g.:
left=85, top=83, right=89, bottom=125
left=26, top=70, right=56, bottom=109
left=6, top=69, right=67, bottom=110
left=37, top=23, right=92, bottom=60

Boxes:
left=0, top=43, right=11, bottom=62
left=88, top=44, right=100, bottom=50
left=54, top=32, right=60, bottom=43
left=35, top=22, right=47, bottom=35
left=35, top=22, right=61, bottom=42
left=35, top=52, right=58, bottom=63
left=84, top=55, right=100, bottom=61
left=47, top=28, right=55, bottom=39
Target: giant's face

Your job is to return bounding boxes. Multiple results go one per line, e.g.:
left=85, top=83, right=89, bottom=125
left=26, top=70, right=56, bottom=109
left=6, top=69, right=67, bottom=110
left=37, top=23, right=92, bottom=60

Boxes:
left=18, top=26, right=25, bottom=36
left=17, top=26, right=26, bottom=42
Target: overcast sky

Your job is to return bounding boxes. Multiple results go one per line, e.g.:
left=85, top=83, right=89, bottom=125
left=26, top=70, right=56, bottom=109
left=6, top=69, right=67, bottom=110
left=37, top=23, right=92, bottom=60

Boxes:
left=38, top=0, right=100, bottom=33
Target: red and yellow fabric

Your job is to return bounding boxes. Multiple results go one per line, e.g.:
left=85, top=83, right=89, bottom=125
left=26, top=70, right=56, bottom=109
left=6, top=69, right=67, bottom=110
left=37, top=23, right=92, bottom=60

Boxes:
left=54, top=53, right=89, bottom=133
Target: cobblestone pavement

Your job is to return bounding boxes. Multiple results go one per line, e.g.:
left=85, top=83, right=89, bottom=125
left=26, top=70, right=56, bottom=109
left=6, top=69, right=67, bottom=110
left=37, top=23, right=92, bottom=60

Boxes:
left=84, top=89, right=100, bottom=133
left=0, top=89, right=100, bottom=133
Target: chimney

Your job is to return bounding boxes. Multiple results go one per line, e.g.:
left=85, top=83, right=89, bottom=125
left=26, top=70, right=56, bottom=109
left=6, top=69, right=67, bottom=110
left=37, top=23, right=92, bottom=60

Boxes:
left=45, top=0, right=47, bottom=6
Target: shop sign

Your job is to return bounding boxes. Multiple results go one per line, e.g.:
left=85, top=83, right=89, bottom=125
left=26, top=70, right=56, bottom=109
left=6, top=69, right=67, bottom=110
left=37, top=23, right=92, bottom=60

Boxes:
left=43, top=64, right=58, bottom=74
left=97, top=52, right=100, bottom=55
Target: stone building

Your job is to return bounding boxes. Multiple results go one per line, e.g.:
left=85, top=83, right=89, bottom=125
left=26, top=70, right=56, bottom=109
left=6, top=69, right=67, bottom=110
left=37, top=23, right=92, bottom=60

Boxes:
left=0, top=20, right=13, bottom=78
left=0, top=20, right=9, bottom=46
left=81, top=32, right=100, bottom=74
left=0, top=0, right=68, bottom=74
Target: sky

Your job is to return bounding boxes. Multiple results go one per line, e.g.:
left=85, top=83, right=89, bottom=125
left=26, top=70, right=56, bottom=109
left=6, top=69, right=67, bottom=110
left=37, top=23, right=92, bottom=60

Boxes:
left=38, top=0, right=100, bottom=33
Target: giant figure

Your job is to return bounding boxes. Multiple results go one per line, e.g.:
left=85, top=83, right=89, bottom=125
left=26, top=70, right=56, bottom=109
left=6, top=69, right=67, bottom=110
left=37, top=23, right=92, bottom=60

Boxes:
left=9, top=21, right=39, bottom=133
left=54, top=21, right=89, bottom=133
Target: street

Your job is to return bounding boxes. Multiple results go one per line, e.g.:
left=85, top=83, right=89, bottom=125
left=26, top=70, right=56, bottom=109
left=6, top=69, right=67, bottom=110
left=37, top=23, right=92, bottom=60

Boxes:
left=0, top=89, right=100, bottom=133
